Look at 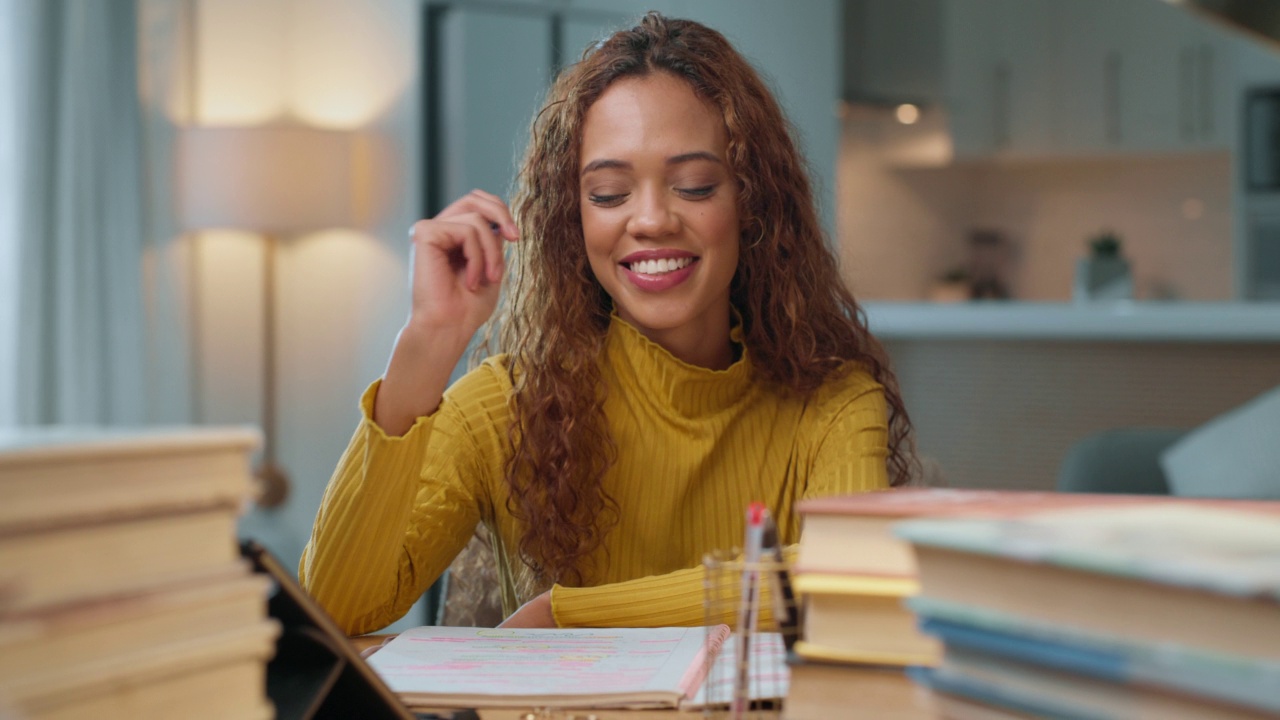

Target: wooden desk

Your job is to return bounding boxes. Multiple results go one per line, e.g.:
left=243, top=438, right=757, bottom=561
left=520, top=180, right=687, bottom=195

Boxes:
left=350, top=636, right=946, bottom=720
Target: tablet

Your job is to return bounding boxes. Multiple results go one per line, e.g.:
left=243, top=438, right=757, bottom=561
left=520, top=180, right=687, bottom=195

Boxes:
left=241, top=539, right=417, bottom=720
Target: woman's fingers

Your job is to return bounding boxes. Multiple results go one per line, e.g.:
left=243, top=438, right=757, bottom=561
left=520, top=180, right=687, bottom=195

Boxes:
left=445, top=213, right=507, bottom=285
left=402, top=192, right=517, bottom=336
left=459, top=226, right=486, bottom=291
left=437, top=189, right=519, bottom=241
left=402, top=191, right=516, bottom=331
left=426, top=217, right=502, bottom=290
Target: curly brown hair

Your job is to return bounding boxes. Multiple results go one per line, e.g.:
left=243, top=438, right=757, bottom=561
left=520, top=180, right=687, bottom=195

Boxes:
left=489, top=12, right=915, bottom=586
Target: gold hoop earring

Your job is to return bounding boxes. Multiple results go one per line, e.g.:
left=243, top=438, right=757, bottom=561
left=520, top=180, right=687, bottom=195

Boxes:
left=746, top=227, right=766, bottom=249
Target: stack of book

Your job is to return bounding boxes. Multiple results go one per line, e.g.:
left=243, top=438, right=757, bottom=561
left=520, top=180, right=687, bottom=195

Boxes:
left=898, top=502, right=1280, bottom=719
left=785, top=488, right=1216, bottom=719
left=0, top=428, right=279, bottom=719
left=785, top=490, right=947, bottom=719
left=791, top=491, right=943, bottom=663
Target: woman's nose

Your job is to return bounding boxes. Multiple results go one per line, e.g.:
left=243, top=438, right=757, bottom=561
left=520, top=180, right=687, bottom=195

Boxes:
left=626, top=188, right=680, bottom=239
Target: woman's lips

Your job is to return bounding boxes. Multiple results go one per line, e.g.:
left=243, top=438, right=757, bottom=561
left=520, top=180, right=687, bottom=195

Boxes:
left=621, top=257, right=699, bottom=292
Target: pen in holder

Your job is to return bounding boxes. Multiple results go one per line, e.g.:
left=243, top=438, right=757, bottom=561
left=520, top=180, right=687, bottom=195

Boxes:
left=701, top=509, right=797, bottom=718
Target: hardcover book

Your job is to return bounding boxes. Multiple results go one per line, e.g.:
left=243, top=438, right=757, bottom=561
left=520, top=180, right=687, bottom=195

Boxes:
left=896, top=503, right=1280, bottom=661
left=0, top=570, right=269, bottom=694
left=795, top=488, right=1171, bottom=578
left=0, top=426, right=260, bottom=531
left=0, top=507, right=246, bottom=612
left=910, top=601, right=1280, bottom=714
left=791, top=573, right=941, bottom=666
left=912, top=647, right=1277, bottom=720
left=0, top=427, right=272, bottom=720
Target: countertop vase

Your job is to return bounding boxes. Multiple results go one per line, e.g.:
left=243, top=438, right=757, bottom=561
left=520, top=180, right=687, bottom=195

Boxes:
left=1074, top=255, right=1133, bottom=303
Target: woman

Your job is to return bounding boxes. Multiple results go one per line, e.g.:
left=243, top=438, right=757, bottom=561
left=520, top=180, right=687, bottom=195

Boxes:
left=301, top=12, right=914, bottom=634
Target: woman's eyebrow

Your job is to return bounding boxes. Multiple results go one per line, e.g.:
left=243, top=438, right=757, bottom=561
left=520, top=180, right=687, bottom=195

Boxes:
left=666, top=151, right=722, bottom=167
left=580, top=151, right=724, bottom=178
left=581, top=158, right=630, bottom=176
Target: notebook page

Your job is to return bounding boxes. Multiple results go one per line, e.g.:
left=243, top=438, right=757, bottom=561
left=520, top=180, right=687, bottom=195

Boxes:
left=367, top=626, right=717, bottom=705
left=684, top=632, right=790, bottom=708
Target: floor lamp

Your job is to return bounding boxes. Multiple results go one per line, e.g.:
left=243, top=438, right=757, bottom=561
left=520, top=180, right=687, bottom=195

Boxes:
left=178, top=125, right=358, bottom=508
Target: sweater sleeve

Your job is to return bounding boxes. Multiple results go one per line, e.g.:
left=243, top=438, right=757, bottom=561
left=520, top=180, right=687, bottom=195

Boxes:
left=803, top=380, right=891, bottom=497
left=551, top=547, right=797, bottom=629
left=299, top=379, right=484, bottom=635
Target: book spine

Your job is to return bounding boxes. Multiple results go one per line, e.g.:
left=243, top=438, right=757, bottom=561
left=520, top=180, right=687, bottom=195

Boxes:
left=921, top=618, right=1129, bottom=681
left=907, top=666, right=1090, bottom=720
left=911, top=598, right=1280, bottom=713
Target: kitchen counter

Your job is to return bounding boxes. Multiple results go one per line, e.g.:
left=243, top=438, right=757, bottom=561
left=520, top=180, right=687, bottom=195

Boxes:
left=862, top=301, right=1280, bottom=342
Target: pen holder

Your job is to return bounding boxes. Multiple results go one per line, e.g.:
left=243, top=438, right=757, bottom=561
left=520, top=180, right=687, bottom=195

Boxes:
left=702, top=549, right=797, bottom=718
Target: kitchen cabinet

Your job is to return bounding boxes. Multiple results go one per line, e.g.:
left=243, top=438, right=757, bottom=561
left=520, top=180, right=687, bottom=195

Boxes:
left=940, top=0, right=1234, bottom=161
left=843, top=0, right=944, bottom=104
left=943, top=0, right=1054, bottom=159
left=1053, top=0, right=1232, bottom=156
left=1172, top=9, right=1235, bottom=150
left=1051, top=0, right=1121, bottom=153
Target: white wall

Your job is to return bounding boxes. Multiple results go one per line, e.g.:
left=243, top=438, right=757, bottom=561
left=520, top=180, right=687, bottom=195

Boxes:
left=837, top=120, right=979, bottom=300
left=839, top=147, right=1235, bottom=301
left=969, top=154, right=1234, bottom=301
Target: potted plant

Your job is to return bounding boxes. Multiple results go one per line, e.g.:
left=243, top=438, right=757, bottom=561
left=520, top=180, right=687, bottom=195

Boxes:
left=1074, top=231, right=1133, bottom=303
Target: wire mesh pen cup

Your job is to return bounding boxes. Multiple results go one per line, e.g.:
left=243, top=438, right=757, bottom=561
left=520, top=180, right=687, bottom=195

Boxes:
left=702, top=549, right=798, bottom=718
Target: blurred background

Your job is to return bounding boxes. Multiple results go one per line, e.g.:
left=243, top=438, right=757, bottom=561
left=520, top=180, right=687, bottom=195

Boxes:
left=0, top=0, right=1278, bottom=629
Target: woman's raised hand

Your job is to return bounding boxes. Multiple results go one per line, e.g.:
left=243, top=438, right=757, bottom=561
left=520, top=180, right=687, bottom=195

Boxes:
left=406, top=189, right=520, bottom=343
left=374, top=190, right=519, bottom=434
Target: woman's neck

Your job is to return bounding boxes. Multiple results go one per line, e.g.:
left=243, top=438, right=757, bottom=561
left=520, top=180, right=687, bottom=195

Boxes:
left=619, top=308, right=736, bottom=371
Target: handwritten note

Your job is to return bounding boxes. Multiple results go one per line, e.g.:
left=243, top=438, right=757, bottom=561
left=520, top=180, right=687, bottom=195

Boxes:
left=368, top=626, right=715, bottom=707
left=365, top=626, right=788, bottom=710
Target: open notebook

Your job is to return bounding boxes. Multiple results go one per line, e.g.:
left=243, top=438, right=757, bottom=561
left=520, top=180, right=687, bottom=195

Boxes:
left=366, top=625, right=789, bottom=710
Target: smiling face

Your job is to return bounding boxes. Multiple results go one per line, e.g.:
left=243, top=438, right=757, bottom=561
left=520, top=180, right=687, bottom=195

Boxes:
left=579, top=72, right=741, bottom=369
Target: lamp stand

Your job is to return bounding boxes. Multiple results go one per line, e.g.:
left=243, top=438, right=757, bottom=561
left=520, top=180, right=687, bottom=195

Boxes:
left=256, top=233, right=290, bottom=508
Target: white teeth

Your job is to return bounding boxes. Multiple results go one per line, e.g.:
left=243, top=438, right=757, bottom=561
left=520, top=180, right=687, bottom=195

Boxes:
left=630, top=257, right=693, bottom=275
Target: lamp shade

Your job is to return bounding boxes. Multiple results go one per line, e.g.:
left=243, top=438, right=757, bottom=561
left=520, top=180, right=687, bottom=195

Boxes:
left=178, top=125, right=358, bottom=233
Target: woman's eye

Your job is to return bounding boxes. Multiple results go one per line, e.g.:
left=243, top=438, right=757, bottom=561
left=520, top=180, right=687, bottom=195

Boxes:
left=589, top=193, right=627, bottom=207
left=677, top=185, right=716, bottom=199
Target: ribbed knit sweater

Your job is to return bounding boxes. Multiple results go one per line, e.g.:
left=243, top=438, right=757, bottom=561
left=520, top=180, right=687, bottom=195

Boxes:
left=300, top=316, right=889, bottom=634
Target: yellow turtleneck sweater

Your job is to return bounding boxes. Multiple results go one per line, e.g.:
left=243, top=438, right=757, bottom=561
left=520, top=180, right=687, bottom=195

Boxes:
left=300, top=316, right=889, bottom=634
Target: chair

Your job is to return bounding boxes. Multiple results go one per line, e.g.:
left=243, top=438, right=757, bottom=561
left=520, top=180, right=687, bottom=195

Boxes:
left=1056, top=428, right=1186, bottom=495
left=431, top=526, right=505, bottom=627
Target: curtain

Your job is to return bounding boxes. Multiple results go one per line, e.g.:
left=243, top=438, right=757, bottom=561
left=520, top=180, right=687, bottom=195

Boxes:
left=9, top=0, right=193, bottom=426
left=0, top=0, right=19, bottom=426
